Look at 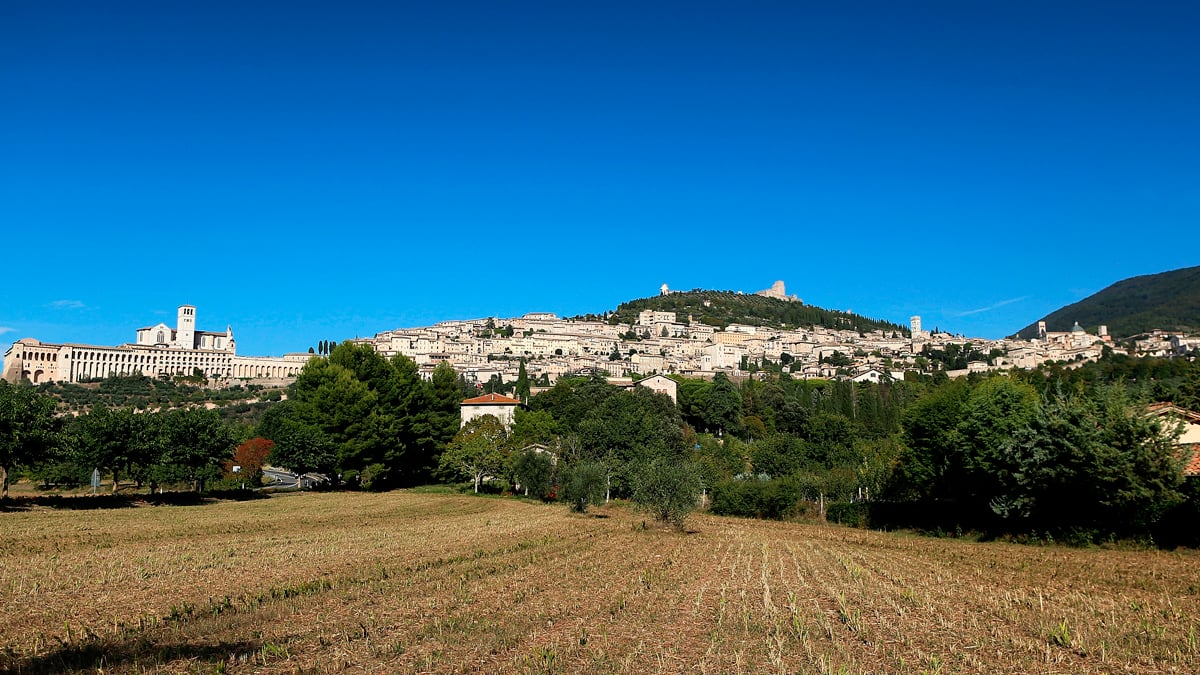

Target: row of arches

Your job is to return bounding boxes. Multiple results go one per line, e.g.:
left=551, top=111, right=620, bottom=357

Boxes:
left=231, top=363, right=302, bottom=379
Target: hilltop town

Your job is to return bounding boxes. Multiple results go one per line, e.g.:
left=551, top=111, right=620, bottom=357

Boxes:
left=5, top=281, right=1199, bottom=389
left=349, top=281, right=1198, bottom=389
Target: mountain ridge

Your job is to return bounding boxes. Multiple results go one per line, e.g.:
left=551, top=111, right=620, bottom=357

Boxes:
left=1015, top=266, right=1200, bottom=339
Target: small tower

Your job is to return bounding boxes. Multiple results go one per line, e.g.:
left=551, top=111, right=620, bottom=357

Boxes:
left=910, top=315, right=922, bottom=337
left=176, top=304, right=196, bottom=350
left=660, top=283, right=670, bottom=296
left=1037, top=321, right=1047, bottom=341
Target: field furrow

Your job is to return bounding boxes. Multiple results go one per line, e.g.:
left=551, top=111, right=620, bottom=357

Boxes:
left=2, top=493, right=1197, bottom=673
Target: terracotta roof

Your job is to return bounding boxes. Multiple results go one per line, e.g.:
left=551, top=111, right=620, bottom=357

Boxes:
left=1147, top=402, right=1200, bottom=424
left=1184, top=445, right=1200, bottom=477
left=461, top=393, right=522, bottom=405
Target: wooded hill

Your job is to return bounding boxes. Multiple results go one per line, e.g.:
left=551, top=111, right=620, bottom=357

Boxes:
left=1015, top=266, right=1200, bottom=339
left=583, top=290, right=909, bottom=335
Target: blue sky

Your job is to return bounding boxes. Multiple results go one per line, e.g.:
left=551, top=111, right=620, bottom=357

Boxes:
left=2, top=1, right=1197, bottom=356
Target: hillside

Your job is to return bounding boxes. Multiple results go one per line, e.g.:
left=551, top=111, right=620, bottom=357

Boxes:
left=583, top=290, right=909, bottom=335
left=1016, top=266, right=1200, bottom=339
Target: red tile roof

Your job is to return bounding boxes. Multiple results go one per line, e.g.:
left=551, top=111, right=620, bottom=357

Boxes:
left=461, top=393, right=522, bottom=405
left=1147, top=402, right=1200, bottom=424
left=1184, top=445, right=1200, bottom=477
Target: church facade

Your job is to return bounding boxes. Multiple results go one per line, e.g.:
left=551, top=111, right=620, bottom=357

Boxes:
left=1, top=305, right=308, bottom=385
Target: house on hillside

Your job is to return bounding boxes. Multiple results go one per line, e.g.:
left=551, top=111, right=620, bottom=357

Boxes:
left=1146, top=402, right=1200, bottom=477
left=636, top=374, right=679, bottom=404
left=460, top=392, right=522, bottom=428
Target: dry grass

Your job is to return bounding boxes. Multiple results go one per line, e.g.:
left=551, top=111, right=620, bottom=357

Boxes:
left=2, top=491, right=1198, bottom=673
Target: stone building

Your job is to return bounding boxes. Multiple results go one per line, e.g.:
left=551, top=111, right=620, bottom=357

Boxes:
left=2, top=305, right=307, bottom=385
left=460, top=392, right=522, bottom=428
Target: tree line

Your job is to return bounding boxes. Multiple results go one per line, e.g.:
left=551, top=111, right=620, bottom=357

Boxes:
left=1, top=381, right=236, bottom=497
left=5, top=344, right=1200, bottom=544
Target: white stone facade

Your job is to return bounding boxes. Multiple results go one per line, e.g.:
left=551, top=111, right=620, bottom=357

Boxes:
left=2, top=305, right=306, bottom=385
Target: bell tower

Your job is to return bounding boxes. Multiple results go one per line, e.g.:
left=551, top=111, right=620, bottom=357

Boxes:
left=176, top=304, right=196, bottom=349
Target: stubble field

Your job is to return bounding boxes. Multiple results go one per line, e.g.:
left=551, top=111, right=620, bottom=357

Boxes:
left=1, top=491, right=1198, bottom=674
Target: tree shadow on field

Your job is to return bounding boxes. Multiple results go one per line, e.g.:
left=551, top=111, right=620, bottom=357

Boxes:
left=0, top=637, right=264, bottom=674
left=0, top=490, right=268, bottom=512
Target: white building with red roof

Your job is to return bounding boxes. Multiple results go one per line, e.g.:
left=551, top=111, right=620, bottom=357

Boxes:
left=460, top=392, right=522, bottom=428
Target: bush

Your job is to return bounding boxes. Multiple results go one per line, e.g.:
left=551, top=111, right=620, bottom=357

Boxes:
left=513, top=449, right=555, bottom=499
left=561, top=461, right=606, bottom=513
left=630, top=459, right=702, bottom=530
left=360, top=463, right=390, bottom=491
left=825, top=502, right=869, bottom=527
left=710, top=477, right=803, bottom=520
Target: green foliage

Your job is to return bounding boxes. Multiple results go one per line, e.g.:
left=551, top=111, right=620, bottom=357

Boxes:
left=437, top=415, right=508, bottom=493
left=575, top=387, right=686, bottom=496
left=512, top=448, right=555, bottom=499
left=710, top=477, right=803, bottom=520
left=285, top=343, right=456, bottom=487
left=269, top=419, right=338, bottom=478
left=630, top=458, right=703, bottom=529
left=891, top=373, right=1187, bottom=540
left=595, top=289, right=908, bottom=335
left=561, top=460, right=606, bottom=513
left=0, top=382, right=61, bottom=496
left=989, top=387, right=1185, bottom=534
left=703, top=372, right=742, bottom=435
left=157, top=408, right=237, bottom=491
left=69, top=405, right=156, bottom=493
left=509, top=409, right=558, bottom=448
left=35, top=374, right=274, bottom=417
left=514, top=359, right=531, bottom=402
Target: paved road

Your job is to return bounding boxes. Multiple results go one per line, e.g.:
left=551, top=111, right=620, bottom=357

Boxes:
left=262, top=468, right=299, bottom=489
left=262, top=468, right=330, bottom=489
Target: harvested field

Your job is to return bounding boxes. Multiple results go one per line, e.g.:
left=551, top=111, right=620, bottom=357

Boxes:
left=1, top=491, right=1198, bottom=673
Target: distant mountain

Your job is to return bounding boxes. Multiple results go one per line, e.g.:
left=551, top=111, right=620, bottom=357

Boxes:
left=1015, top=266, right=1200, bottom=339
left=575, top=289, right=909, bottom=335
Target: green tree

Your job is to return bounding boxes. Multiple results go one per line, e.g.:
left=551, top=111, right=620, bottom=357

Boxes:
left=425, top=361, right=466, bottom=477
left=0, top=383, right=59, bottom=497
left=630, top=458, right=703, bottom=530
left=513, top=448, right=554, bottom=498
left=438, top=415, right=508, bottom=492
left=704, top=372, right=743, bottom=435
left=993, top=388, right=1185, bottom=535
left=71, top=405, right=144, bottom=493
left=889, top=379, right=971, bottom=500
left=514, top=359, right=531, bottom=402
left=509, top=408, right=558, bottom=448
left=270, top=419, right=338, bottom=477
left=576, top=388, right=686, bottom=499
left=159, top=408, right=236, bottom=491
left=561, top=460, right=606, bottom=512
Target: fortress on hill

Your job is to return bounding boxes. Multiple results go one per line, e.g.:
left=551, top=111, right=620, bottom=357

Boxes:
left=1, top=305, right=309, bottom=385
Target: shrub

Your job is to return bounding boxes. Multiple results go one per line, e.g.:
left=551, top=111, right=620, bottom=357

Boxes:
left=513, top=449, right=555, bottom=499
left=360, top=463, right=390, bottom=491
left=630, top=459, right=702, bottom=530
left=710, top=477, right=802, bottom=520
left=562, top=461, right=606, bottom=513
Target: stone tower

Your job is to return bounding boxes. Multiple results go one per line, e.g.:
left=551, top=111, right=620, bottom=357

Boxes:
left=176, top=304, right=196, bottom=349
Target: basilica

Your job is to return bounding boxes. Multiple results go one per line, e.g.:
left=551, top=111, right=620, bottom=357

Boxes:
left=1, top=305, right=309, bottom=385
